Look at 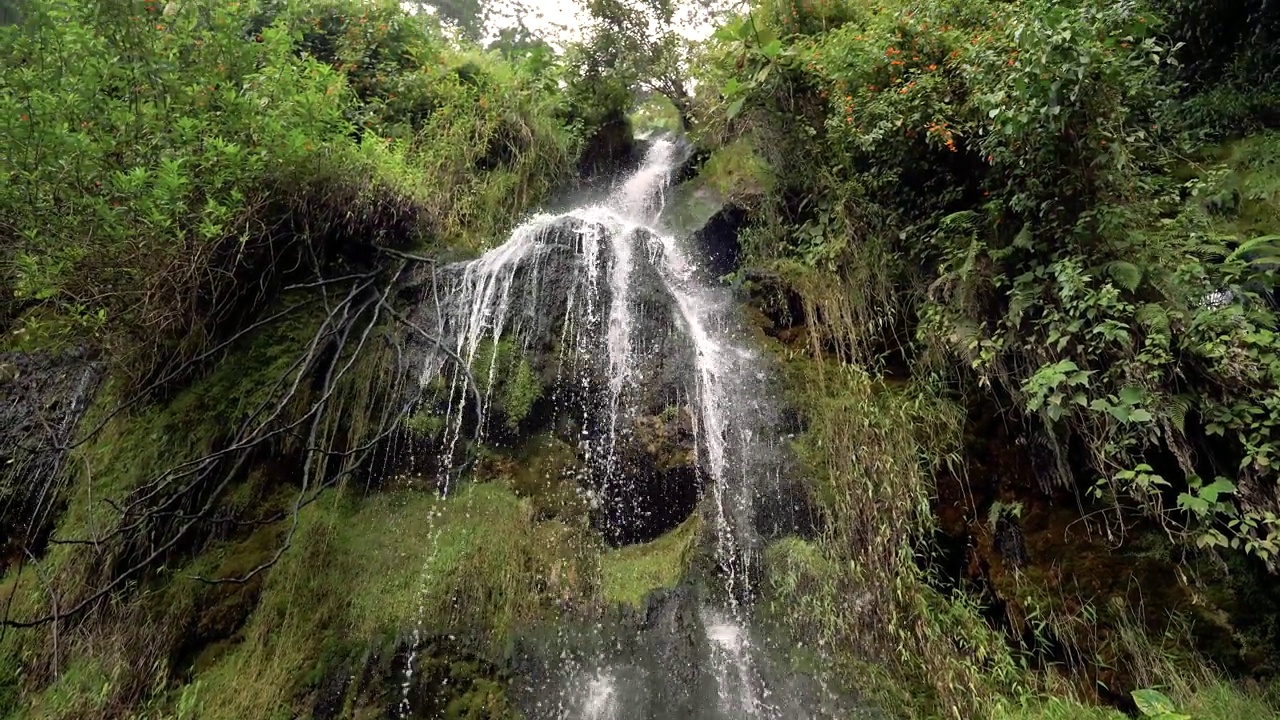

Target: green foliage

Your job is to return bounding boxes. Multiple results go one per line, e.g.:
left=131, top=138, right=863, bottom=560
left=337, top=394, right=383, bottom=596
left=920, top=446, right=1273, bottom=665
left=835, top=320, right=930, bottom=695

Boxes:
left=699, top=0, right=1280, bottom=567
left=762, top=360, right=1011, bottom=719
left=0, top=0, right=581, bottom=381
left=1152, top=0, right=1280, bottom=138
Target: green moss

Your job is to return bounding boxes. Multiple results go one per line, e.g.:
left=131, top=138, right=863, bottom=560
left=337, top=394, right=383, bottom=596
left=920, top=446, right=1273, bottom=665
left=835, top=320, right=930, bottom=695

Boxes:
left=700, top=139, right=774, bottom=200
left=40, top=303, right=327, bottom=562
left=600, top=514, right=699, bottom=608
left=469, top=338, right=543, bottom=430
left=666, top=139, right=774, bottom=238
left=1201, top=131, right=1280, bottom=239
left=180, top=482, right=597, bottom=720
left=405, top=408, right=447, bottom=439
left=502, top=434, right=588, bottom=522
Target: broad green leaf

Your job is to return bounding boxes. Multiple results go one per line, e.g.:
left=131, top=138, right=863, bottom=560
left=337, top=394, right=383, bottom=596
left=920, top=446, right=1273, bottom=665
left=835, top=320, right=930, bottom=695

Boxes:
left=1118, top=386, right=1143, bottom=406
left=1178, top=492, right=1209, bottom=515
left=1131, top=688, right=1178, bottom=717
left=726, top=98, right=745, bottom=120
left=1201, top=477, right=1236, bottom=504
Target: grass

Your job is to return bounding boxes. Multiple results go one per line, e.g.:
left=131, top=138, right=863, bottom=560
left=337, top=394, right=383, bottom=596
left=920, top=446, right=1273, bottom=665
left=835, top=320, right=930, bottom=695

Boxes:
left=599, top=514, right=700, bottom=608
left=989, top=679, right=1280, bottom=720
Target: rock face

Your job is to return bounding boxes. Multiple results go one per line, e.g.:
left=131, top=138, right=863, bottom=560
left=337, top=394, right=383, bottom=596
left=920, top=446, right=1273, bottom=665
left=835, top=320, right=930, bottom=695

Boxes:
left=311, top=633, right=515, bottom=720
left=507, top=585, right=883, bottom=720
left=0, top=348, right=102, bottom=565
left=396, top=214, right=704, bottom=546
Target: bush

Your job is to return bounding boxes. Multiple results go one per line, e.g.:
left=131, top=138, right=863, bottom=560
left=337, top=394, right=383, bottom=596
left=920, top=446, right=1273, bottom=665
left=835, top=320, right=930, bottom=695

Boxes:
left=699, top=0, right=1280, bottom=567
left=0, top=0, right=580, bottom=386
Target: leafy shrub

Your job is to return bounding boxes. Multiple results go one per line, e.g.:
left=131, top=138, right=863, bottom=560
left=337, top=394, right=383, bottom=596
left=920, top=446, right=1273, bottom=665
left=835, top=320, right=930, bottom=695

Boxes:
left=699, top=0, right=1280, bottom=569
left=0, top=0, right=580, bottom=385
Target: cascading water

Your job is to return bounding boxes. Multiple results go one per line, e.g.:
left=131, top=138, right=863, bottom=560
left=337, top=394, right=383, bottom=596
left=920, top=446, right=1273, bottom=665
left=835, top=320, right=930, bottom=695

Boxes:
left=407, top=137, right=862, bottom=718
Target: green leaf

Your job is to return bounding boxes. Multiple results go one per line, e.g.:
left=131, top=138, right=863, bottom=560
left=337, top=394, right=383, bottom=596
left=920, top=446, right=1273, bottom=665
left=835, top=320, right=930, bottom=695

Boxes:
left=760, top=39, right=783, bottom=58
left=1118, top=386, right=1144, bottom=406
left=726, top=98, right=745, bottom=120
left=1129, top=408, right=1154, bottom=423
left=1179, top=492, right=1209, bottom=515
left=1131, top=688, right=1178, bottom=717
left=1201, top=477, right=1236, bottom=504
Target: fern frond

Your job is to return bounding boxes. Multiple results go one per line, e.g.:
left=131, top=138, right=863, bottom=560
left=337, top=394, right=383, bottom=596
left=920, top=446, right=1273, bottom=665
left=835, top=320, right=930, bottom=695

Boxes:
left=1164, top=393, right=1195, bottom=436
left=1103, top=260, right=1143, bottom=292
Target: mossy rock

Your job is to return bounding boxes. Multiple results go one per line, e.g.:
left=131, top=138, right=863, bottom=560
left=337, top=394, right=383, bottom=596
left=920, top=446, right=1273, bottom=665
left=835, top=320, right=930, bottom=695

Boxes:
left=501, top=434, right=588, bottom=523
left=600, top=514, right=700, bottom=608
left=310, top=633, right=516, bottom=720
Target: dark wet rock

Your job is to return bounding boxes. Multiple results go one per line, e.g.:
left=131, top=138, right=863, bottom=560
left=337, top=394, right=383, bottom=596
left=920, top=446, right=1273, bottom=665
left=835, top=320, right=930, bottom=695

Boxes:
left=310, top=633, right=514, bottom=720
left=578, top=110, right=639, bottom=182
left=395, top=218, right=704, bottom=546
left=993, top=514, right=1028, bottom=570
left=753, top=472, right=822, bottom=543
left=0, top=347, right=102, bottom=564
left=508, top=584, right=884, bottom=720
left=690, top=205, right=746, bottom=278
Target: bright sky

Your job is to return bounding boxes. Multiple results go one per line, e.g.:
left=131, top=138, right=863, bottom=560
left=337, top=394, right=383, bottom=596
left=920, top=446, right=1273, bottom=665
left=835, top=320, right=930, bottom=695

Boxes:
left=408, top=0, right=721, bottom=47
left=488, top=0, right=588, bottom=40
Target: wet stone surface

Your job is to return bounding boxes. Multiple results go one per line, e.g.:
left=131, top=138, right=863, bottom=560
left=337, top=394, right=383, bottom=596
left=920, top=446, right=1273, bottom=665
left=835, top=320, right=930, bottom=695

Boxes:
left=0, top=347, right=102, bottom=563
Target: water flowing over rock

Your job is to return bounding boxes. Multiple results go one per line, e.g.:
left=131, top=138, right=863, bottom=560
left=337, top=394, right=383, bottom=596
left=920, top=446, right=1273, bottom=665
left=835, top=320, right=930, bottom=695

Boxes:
left=400, top=138, right=852, bottom=718
left=0, top=348, right=102, bottom=564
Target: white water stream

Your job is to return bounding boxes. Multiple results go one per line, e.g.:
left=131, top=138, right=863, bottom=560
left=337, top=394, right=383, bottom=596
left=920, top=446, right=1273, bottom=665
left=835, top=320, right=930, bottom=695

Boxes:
left=413, top=138, right=812, bottom=718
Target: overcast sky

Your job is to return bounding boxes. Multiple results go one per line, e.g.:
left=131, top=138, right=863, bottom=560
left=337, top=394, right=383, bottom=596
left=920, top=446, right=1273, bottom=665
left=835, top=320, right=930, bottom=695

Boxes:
left=409, top=0, right=722, bottom=47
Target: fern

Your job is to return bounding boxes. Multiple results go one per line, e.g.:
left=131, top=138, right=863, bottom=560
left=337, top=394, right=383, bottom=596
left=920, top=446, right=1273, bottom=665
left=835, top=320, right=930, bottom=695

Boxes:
left=1164, top=394, right=1194, bottom=436
left=1103, top=260, right=1143, bottom=292
left=1136, top=303, right=1171, bottom=336
left=1228, top=234, right=1280, bottom=265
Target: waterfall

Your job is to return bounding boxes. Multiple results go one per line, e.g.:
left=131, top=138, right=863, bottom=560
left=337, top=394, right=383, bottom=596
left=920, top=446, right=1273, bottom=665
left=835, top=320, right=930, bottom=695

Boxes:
left=412, top=138, right=847, bottom=719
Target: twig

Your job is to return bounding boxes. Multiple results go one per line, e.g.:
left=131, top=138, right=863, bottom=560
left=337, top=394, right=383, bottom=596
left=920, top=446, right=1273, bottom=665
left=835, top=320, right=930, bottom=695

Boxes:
left=376, top=247, right=438, bottom=264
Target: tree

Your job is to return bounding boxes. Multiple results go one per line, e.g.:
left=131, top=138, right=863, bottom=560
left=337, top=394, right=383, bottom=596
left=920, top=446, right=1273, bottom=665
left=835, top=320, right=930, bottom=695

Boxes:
left=578, top=0, right=729, bottom=129
left=0, top=0, right=26, bottom=25
left=413, top=0, right=486, bottom=41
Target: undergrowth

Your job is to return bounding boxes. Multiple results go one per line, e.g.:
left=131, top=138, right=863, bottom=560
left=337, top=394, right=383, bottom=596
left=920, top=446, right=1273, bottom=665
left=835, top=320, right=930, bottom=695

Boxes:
left=700, top=0, right=1280, bottom=711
